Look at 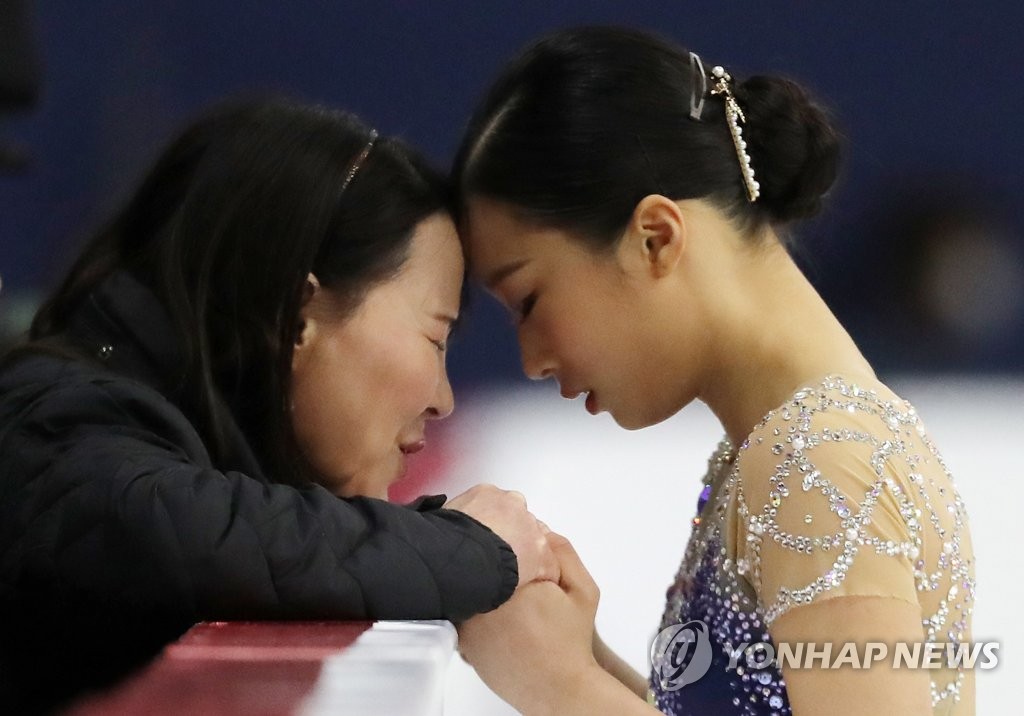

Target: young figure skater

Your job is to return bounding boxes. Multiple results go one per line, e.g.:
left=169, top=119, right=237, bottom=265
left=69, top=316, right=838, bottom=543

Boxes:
left=453, top=27, right=975, bottom=716
left=0, top=99, right=555, bottom=712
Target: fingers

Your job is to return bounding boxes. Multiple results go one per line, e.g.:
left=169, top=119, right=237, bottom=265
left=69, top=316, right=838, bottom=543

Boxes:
left=442, top=484, right=554, bottom=588
left=534, top=535, right=561, bottom=584
left=506, top=489, right=527, bottom=507
left=546, top=531, right=599, bottom=606
left=443, top=484, right=524, bottom=510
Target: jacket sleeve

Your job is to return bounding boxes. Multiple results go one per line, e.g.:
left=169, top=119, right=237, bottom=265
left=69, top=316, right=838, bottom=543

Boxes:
left=0, top=371, right=517, bottom=623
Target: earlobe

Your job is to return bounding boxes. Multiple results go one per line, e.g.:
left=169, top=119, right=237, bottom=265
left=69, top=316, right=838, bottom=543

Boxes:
left=292, top=311, right=318, bottom=373
left=295, top=317, right=313, bottom=348
left=629, top=195, right=686, bottom=278
left=293, top=273, right=322, bottom=354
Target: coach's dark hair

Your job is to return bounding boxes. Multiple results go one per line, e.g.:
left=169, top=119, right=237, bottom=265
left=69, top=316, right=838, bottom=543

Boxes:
left=454, top=26, right=841, bottom=249
left=26, top=98, right=450, bottom=486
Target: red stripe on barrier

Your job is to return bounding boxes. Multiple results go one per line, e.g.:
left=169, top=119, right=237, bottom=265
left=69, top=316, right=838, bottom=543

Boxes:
left=67, top=621, right=373, bottom=716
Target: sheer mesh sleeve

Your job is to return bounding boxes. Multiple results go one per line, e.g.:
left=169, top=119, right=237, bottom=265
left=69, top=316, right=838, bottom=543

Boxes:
left=718, top=375, right=974, bottom=710
left=732, top=384, right=924, bottom=625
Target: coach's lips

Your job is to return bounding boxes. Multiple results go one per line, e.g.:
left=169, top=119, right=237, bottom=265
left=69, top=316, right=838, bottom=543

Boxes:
left=399, top=439, right=426, bottom=455
left=585, top=391, right=599, bottom=415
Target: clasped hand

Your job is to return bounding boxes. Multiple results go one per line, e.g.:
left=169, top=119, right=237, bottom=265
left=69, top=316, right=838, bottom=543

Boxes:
left=445, top=484, right=560, bottom=587
left=456, top=530, right=603, bottom=715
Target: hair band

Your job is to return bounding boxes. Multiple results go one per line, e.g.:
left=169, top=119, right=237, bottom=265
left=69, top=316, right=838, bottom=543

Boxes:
left=340, top=129, right=378, bottom=193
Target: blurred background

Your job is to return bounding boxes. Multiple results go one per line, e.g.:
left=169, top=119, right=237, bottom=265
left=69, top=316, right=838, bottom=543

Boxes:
left=1, top=1, right=1020, bottom=713
left=3, top=1, right=1023, bottom=373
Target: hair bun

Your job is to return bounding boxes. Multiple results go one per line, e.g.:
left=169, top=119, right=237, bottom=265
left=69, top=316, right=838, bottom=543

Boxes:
left=737, top=75, right=841, bottom=223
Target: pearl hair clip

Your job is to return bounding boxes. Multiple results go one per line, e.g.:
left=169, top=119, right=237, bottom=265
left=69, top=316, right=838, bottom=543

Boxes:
left=689, top=53, right=760, bottom=203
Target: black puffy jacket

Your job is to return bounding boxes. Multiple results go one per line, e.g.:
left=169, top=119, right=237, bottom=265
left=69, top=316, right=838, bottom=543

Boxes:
left=0, top=272, right=516, bottom=713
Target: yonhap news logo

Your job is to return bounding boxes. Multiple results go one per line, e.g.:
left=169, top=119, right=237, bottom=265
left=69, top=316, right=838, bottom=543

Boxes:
left=651, top=619, right=1000, bottom=690
left=650, top=620, right=713, bottom=691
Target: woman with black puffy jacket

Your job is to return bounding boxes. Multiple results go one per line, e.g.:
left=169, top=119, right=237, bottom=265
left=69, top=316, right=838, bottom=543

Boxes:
left=0, top=99, right=555, bottom=713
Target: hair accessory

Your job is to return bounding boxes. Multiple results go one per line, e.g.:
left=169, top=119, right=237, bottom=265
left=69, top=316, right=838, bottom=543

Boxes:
left=340, top=129, right=378, bottom=193
left=709, top=66, right=760, bottom=202
left=688, top=52, right=707, bottom=121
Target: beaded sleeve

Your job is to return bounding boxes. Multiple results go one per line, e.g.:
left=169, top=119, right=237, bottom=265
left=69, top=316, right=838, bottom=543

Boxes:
left=730, top=377, right=973, bottom=634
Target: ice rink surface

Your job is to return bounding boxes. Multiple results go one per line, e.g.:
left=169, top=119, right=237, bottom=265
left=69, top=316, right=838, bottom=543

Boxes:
left=435, top=375, right=1021, bottom=714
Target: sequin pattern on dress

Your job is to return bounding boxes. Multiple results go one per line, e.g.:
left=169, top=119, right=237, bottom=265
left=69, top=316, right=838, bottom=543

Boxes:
left=649, top=376, right=975, bottom=715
